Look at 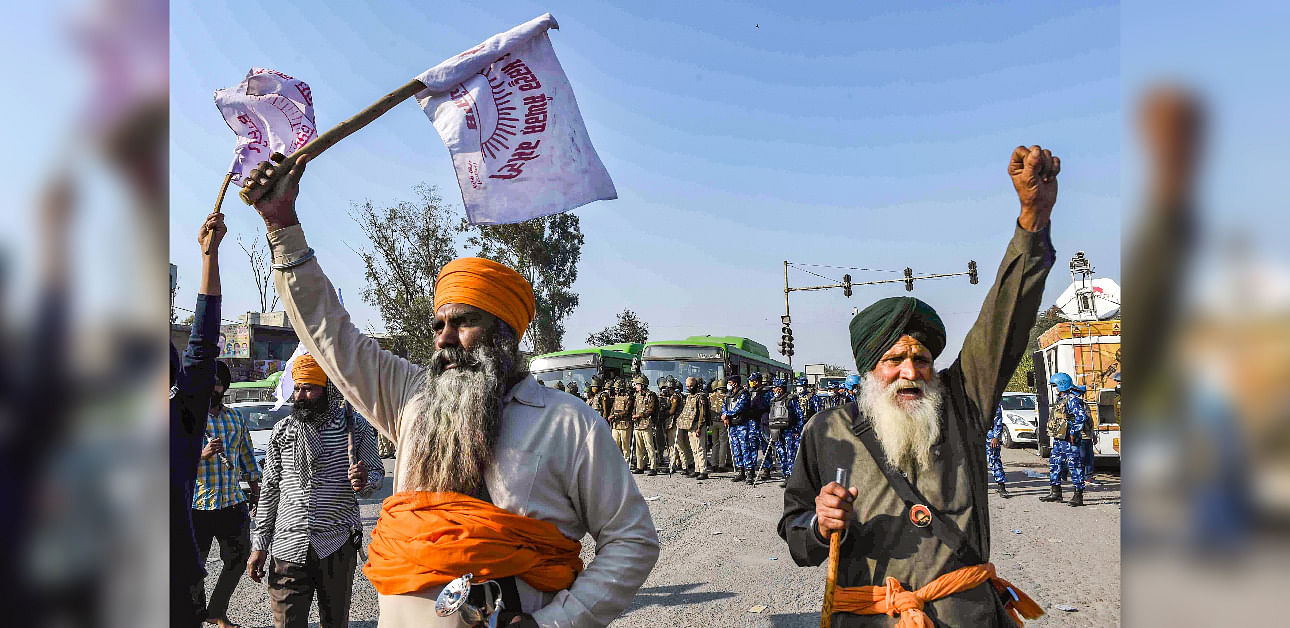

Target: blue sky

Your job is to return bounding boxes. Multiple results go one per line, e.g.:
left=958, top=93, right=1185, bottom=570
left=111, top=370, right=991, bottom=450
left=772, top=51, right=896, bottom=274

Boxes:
left=168, top=1, right=1122, bottom=369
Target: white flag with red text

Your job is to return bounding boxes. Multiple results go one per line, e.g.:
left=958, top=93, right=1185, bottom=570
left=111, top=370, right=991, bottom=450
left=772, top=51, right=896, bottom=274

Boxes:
left=415, top=13, right=616, bottom=225
left=214, top=68, right=317, bottom=186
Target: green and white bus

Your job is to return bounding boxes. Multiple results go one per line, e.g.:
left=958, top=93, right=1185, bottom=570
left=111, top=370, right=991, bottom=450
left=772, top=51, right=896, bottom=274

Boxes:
left=639, top=335, right=792, bottom=393
left=528, top=343, right=644, bottom=391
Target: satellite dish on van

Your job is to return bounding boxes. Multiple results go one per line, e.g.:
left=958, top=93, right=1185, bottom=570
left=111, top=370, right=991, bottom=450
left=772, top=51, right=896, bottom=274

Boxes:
left=1055, top=251, right=1119, bottom=321
left=1056, top=277, right=1120, bottom=321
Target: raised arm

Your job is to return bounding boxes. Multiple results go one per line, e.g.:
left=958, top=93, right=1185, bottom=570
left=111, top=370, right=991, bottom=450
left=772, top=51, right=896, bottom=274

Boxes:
left=241, top=153, right=423, bottom=440
left=955, top=146, right=1058, bottom=423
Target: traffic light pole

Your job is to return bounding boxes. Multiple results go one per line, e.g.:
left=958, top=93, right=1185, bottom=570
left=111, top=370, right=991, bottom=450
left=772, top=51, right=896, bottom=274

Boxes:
left=777, top=261, right=979, bottom=360
left=786, top=268, right=977, bottom=293
left=783, top=261, right=792, bottom=369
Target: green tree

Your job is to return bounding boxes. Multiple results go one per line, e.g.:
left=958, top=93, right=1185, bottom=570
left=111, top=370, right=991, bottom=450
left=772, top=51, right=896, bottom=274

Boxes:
left=586, top=309, right=650, bottom=346
left=350, top=184, right=461, bottom=365
left=466, top=212, right=584, bottom=355
left=1003, top=305, right=1063, bottom=392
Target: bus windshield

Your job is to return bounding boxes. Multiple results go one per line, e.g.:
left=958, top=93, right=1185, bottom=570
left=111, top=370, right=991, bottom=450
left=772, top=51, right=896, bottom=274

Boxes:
left=533, top=367, right=599, bottom=392
left=640, top=360, right=724, bottom=392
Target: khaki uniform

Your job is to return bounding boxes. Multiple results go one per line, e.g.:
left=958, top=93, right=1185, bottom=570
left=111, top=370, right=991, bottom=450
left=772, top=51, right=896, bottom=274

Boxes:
left=589, top=390, right=612, bottom=422
left=631, top=390, right=659, bottom=470
left=659, top=392, right=683, bottom=468
left=707, top=388, right=730, bottom=468
left=676, top=391, right=709, bottom=472
left=610, top=393, right=634, bottom=464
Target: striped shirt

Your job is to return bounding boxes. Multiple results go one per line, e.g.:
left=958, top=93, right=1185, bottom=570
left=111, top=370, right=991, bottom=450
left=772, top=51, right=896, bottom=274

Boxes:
left=251, top=408, right=384, bottom=562
left=193, top=406, right=260, bottom=511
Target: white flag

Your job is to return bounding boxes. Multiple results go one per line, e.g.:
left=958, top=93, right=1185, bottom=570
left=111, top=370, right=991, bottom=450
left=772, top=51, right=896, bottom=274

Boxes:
left=415, top=13, right=616, bottom=225
left=214, top=68, right=317, bottom=185
left=273, top=343, right=309, bottom=410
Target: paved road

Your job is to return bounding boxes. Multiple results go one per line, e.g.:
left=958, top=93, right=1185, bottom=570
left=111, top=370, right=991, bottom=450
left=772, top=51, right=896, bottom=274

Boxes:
left=205, top=446, right=1120, bottom=626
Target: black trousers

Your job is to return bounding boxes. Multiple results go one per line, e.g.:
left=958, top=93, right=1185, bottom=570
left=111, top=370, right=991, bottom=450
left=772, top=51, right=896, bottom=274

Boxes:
left=268, top=543, right=356, bottom=628
left=192, top=503, right=251, bottom=621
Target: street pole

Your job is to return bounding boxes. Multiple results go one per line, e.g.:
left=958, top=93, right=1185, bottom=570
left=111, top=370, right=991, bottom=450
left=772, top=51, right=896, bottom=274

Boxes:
left=783, top=260, right=792, bottom=369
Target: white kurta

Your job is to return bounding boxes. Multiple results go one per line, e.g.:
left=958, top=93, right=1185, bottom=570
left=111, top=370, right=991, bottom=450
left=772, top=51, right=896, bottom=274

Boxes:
left=268, top=225, right=659, bottom=627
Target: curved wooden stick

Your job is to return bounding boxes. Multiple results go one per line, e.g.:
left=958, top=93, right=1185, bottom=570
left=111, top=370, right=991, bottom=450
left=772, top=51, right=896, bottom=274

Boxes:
left=239, top=78, right=428, bottom=205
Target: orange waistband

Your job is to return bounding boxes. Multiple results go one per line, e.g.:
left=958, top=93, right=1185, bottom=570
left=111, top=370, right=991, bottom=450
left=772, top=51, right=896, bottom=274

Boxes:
left=362, top=491, right=583, bottom=596
left=834, top=562, right=1044, bottom=627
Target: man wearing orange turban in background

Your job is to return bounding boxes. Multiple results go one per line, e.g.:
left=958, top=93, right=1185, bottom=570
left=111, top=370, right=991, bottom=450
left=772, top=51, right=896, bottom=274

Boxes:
left=241, top=153, right=659, bottom=627
left=246, top=352, right=386, bottom=628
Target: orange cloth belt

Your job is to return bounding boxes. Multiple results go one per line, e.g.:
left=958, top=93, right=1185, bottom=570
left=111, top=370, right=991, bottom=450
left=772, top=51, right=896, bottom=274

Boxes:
left=363, top=491, right=584, bottom=596
left=834, top=563, right=1043, bottom=627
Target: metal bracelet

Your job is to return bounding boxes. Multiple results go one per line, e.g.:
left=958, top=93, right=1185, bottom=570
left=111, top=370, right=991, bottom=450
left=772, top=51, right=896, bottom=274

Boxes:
left=271, top=247, right=316, bottom=270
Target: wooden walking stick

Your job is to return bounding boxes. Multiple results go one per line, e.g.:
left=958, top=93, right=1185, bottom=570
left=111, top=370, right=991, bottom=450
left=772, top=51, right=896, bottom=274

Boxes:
left=239, top=78, right=428, bottom=205
left=821, top=467, right=850, bottom=628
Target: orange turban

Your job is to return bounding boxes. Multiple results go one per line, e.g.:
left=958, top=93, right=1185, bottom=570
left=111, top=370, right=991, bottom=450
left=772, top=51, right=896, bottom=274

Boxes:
left=433, top=257, right=536, bottom=339
left=292, top=354, right=327, bottom=387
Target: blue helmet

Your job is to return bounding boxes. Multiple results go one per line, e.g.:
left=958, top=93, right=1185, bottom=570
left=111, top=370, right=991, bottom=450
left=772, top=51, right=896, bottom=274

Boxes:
left=748, top=371, right=763, bottom=383
left=827, top=381, right=839, bottom=390
left=796, top=376, right=810, bottom=387
left=1049, top=372, right=1086, bottom=393
left=772, top=378, right=787, bottom=389
left=844, top=374, right=861, bottom=389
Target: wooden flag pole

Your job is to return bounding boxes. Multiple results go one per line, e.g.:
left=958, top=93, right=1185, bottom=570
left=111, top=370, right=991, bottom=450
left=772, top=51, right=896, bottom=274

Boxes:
left=205, top=172, right=234, bottom=254
left=239, top=78, right=428, bottom=205
left=821, top=467, right=850, bottom=628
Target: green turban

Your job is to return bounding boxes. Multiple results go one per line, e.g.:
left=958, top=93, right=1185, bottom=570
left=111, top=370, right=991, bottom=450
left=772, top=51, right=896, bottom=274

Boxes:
left=849, top=297, right=947, bottom=374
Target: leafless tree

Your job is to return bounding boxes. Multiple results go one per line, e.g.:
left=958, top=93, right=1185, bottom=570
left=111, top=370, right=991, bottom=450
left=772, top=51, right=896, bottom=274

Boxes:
left=239, top=230, right=279, bottom=312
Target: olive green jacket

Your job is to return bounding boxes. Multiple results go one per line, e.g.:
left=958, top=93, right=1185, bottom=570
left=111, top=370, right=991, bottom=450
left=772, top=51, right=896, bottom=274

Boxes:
left=779, top=222, right=1055, bottom=627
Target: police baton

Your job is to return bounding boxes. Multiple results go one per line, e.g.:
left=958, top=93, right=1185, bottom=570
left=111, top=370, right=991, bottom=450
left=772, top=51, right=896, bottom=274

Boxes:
left=821, top=467, right=850, bottom=628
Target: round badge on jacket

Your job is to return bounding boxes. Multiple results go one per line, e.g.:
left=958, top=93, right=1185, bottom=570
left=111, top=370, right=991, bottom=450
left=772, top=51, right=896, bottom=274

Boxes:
left=909, top=504, right=933, bottom=528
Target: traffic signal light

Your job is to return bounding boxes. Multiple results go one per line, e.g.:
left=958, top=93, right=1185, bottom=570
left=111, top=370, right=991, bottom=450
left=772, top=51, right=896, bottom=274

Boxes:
left=780, top=326, right=794, bottom=357
left=968, top=260, right=978, bottom=285
left=904, top=267, right=914, bottom=291
left=843, top=274, right=852, bottom=298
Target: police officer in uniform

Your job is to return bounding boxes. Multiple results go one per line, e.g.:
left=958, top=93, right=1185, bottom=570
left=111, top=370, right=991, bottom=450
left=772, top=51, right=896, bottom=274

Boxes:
left=722, top=374, right=757, bottom=485
left=630, top=375, right=660, bottom=476
left=553, top=380, right=566, bottom=393
left=659, top=377, right=685, bottom=473
left=841, top=374, right=860, bottom=404
left=746, top=372, right=773, bottom=481
left=587, top=376, right=611, bottom=422
left=1041, top=372, right=1091, bottom=507
left=793, top=376, right=817, bottom=427
left=677, top=376, right=709, bottom=479
left=567, top=381, right=581, bottom=400
left=707, top=378, right=730, bottom=472
left=761, top=378, right=806, bottom=487
left=987, top=405, right=1011, bottom=498
left=609, top=377, right=635, bottom=469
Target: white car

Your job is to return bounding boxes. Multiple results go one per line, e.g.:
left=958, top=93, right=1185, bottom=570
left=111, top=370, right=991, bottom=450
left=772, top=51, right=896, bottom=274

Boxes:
left=998, top=392, right=1039, bottom=448
left=227, top=401, right=293, bottom=477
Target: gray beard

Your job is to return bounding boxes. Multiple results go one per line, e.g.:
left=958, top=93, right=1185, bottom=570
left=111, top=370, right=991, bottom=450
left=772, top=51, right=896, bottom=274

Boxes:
left=399, top=332, right=524, bottom=493
left=857, top=372, right=945, bottom=476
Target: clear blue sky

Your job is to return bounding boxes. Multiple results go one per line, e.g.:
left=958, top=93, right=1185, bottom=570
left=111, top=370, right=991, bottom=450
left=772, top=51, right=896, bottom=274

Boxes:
left=169, top=1, right=1122, bottom=369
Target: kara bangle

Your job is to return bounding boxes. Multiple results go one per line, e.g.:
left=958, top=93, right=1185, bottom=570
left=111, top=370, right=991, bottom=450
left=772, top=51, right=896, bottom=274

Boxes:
left=271, top=248, right=315, bottom=270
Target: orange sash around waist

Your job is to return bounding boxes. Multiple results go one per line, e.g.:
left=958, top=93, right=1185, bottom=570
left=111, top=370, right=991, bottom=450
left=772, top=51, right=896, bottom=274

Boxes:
left=363, top=491, right=584, bottom=596
left=834, top=562, right=1043, bottom=627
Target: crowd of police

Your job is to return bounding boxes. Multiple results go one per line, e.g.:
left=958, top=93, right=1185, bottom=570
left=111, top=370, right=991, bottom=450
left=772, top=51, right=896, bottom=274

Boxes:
left=543, top=372, right=862, bottom=488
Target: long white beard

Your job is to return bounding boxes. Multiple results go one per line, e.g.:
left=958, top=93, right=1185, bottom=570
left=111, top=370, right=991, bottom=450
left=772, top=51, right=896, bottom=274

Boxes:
left=858, top=372, right=944, bottom=476
left=400, top=342, right=510, bottom=493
